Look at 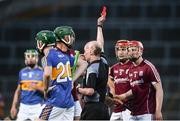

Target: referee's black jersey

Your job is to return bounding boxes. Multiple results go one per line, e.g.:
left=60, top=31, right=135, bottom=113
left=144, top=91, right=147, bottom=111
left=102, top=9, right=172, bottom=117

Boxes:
left=83, top=53, right=109, bottom=103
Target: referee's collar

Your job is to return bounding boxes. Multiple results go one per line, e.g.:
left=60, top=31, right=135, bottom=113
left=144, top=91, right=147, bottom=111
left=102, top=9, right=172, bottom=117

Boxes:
left=88, top=59, right=101, bottom=67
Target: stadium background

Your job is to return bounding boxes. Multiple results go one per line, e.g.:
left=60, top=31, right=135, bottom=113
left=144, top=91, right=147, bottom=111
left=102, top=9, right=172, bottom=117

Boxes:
left=0, top=0, right=179, bottom=119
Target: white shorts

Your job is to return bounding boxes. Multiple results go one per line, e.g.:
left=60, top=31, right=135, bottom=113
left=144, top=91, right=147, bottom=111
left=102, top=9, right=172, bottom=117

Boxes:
left=110, top=109, right=131, bottom=121
left=129, top=114, right=153, bottom=121
left=17, top=103, right=42, bottom=121
left=74, top=101, right=82, bottom=117
left=39, top=104, right=74, bottom=121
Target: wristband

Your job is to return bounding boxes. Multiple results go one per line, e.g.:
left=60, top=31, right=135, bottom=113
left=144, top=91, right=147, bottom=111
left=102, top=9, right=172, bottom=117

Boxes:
left=97, top=25, right=103, bottom=28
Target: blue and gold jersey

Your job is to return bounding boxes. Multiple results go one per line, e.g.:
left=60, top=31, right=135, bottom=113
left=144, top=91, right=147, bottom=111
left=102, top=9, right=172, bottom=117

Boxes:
left=18, top=66, right=44, bottom=105
left=45, top=48, right=74, bottom=108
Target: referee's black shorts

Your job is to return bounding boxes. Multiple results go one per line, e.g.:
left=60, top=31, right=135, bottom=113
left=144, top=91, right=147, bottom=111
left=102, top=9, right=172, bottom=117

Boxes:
left=80, top=102, right=110, bottom=120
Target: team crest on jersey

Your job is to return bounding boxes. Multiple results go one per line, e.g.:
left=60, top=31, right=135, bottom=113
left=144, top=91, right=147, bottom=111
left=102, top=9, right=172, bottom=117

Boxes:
left=139, top=71, right=143, bottom=77
left=34, top=73, right=40, bottom=78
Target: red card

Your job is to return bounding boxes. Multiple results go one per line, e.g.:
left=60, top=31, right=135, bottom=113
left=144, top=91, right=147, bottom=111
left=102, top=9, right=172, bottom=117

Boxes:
left=101, top=6, right=107, bottom=17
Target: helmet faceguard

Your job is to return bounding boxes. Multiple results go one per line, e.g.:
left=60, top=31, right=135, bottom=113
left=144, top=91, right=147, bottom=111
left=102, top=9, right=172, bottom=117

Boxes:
left=54, top=26, right=75, bottom=48
left=128, top=40, right=144, bottom=62
left=24, top=49, right=38, bottom=68
left=115, top=40, right=129, bottom=62
left=35, top=30, right=56, bottom=55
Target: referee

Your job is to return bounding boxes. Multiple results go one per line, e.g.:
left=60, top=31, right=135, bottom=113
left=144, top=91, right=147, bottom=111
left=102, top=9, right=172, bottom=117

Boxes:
left=77, top=15, right=110, bottom=120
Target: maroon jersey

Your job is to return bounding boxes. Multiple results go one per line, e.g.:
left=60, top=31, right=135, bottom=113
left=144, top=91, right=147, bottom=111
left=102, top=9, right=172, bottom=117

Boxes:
left=72, top=82, right=78, bottom=101
left=129, top=59, right=161, bottom=115
left=109, top=61, right=132, bottom=112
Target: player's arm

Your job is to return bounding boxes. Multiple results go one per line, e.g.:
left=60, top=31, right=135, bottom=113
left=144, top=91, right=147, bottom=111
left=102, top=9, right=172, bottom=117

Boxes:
left=107, top=77, right=115, bottom=96
left=43, top=66, right=52, bottom=99
left=77, top=87, right=94, bottom=96
left=147, top=65, right=163, bottom=120
left=72, top=57, right=88, bottom=82
left=113, top=89, right=133, bottom=103
left=10, top=85, right=21, bottom=118
left=108, top=67, right=115, bottom=96
left=152, top=82, right=163, bottom=120
left=77, top=73, right=96, bottom=96
left=96, top=16, right=106, bottom=52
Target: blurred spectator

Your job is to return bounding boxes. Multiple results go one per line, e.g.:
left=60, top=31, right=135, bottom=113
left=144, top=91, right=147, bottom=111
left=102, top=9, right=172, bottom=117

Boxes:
left=0, top=93, right=5, bottom=120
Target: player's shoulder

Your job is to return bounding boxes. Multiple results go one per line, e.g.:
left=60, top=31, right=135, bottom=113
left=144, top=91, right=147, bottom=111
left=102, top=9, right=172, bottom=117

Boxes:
left=88, top=63, right=99, bottom=73
left=19, top=67, right=28, bottom=75
left=20, top=67, right=29, bottom=72
left=127, top=60, right=133, bottom=65
left=111, top=63, right=119, bottom=69
left=48, top=48, right=57, bottom=54
left=68, top=49, right=78, bottom=58
left=45, top=48, right=57, bottom=58
left=36, top=66, right=43, bottom=71
left=69, top=49, right=76, bottom=55
left=143, top=59, right=156, bottom=69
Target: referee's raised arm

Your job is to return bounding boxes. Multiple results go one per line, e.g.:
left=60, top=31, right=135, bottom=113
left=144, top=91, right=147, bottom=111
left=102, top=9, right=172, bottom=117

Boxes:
left=96, top=15, right=106, bottom=52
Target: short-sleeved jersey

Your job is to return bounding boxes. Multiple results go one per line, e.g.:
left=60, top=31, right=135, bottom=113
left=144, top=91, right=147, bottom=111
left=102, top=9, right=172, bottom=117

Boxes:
left=109, top=61, right=132, bottom=112
left=18, top=66, right=44, bottom=105
left=45, top=48, right=74, bottom=108
left=83, top=54, right=109, bottom=103
left=128, top=59, right=161, bottom=115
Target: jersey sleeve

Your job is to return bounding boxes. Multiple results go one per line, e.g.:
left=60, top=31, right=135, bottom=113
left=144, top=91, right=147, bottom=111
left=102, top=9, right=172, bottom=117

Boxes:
left=86, top=73, right=97, bottom=89
left=86, top=66, right=98, bottom=89
left=146, top=64, right=161, bottom=84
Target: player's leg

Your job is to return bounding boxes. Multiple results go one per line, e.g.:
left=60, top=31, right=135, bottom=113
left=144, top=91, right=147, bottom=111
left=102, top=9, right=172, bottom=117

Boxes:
left=129, top=114, right=153, bottom=121
left=110, top=112, right=122, bottom=121
left=38, top=104, right=54, bottom=120
left=28, top=103, right=42, bottom=121
left=137, top=114, right=153, bottom=121
left=16, top=103, right=29, bottom=121
left=38, top=104, right=74, bottom=121
left=61, top=106, right=74, bottom=121
left=74, top=101, right=82, bottom=120
left=122, top=109, right=132, bottom=121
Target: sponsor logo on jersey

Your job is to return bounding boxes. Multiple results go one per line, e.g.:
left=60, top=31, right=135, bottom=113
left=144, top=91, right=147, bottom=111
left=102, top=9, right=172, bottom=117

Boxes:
left=130, top=79, right=144, bottom=86
left=22, top=73, right=28, bottom=76
left=139, top=71, right=143, bottom=76
left=114, top=77, right=129, bottom=84
left=58, top=54, right=64, bottom=58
